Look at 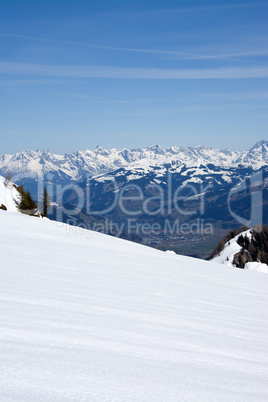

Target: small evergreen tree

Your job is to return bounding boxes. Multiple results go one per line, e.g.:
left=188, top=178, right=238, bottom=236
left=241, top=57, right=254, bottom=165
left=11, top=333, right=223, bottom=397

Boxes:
left=41, top=186, right=51, bottom=218
left=17, top=183, right=38, bottom=215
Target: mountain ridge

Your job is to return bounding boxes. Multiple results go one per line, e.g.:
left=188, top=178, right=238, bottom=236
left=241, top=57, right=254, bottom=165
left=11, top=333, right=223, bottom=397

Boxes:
left=1, top=141, right=267, bottom=184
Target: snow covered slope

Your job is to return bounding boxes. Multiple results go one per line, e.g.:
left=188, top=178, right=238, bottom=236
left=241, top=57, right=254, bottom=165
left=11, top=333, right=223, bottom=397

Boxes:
left=1, top=212, right=268, bottom=401
left=212, top=229, right=251, bottom=265
left=212, top=227, right=268, bottom=273
left=0, top=175, right=20, bottom=212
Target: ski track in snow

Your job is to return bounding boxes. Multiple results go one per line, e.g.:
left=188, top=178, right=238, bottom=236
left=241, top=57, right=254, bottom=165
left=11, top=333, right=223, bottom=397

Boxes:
left=0, top=211, right=268, bottom=401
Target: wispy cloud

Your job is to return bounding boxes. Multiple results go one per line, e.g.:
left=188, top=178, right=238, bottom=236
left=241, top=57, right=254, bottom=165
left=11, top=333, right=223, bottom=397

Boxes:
left=102, top=1, right=268, bottom=19
left=0, top=62, right=267, bottom=79
left=0, top=33, right=49, bottom=41
left=1, top=32, right=267, bottom=60
left=0, top=79, right=71, bottom=86
left=89, top=98, right=170, bottom=104
left=193, top=92, right=268, bottom=100
left=58, top=44, right=268, bottom=60
left=157, top=1, right=268, bottom=13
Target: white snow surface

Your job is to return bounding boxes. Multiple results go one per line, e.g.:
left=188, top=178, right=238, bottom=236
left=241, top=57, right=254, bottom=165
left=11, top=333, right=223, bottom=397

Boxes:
left=245, top=261, right=268, bottom=273
left=1, top=212, right=268, bottom=401
left=0, top=175, right=20, bottom=212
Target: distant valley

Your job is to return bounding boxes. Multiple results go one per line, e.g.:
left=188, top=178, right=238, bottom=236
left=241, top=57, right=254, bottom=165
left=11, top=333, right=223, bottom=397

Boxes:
left=1, top=141, right=267, bottom=258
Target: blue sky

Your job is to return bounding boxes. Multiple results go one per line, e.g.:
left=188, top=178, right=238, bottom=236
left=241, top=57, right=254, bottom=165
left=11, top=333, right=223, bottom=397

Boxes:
left=0, top=0, right=267, bottom=154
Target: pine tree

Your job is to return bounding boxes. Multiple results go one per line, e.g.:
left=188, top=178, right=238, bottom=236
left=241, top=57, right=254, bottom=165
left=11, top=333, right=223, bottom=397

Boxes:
left=41, top=186, right=51, bottom=218
left=17, top=183, right=38, bottom=215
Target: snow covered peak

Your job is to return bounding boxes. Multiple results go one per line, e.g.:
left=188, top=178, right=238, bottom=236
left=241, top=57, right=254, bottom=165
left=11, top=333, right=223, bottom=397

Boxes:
left=236, top=140, right=268, bottom=168
left=94, top=145, right=110, bottom=156
left=249, top=140, right=268, bottom=160
left=0, top=141, right=267, bottom=184
left=249, top=140, right=268, bottom=150
left=146, top=144, right=165, bottom=155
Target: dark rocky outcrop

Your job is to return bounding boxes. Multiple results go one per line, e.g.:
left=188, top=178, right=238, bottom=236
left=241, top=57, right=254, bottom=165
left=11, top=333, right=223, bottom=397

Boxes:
left=233, top=250, right=253, bottom=268
left=211, top=224, right=268, bottom=268
left=234, top=225, right=268, bottom=267
left=209, top=226, right=248, bottom=259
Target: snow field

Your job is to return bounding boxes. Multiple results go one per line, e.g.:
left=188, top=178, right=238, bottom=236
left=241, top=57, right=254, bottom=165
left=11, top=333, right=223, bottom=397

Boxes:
left=0, top=211, right=268, bottom=401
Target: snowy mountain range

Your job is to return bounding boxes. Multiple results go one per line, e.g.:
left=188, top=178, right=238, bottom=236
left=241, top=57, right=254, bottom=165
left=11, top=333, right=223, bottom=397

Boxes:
left=0, top=140, right=267, bottom=184
left=1, top=141, right=267, bottom=259
left=61, top=163, right=267, bottom=257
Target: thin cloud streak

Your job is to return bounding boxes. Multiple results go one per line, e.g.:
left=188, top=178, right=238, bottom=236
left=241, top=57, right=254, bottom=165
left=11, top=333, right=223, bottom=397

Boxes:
left=156, top=1, right=268, bottom=13
left=64, top=41, right=268, bottom=60
left=1, top=32, right=267, bottom=60
left=0, top=33, right=49, bottom=41
left=0, top=79, right=73, bottom=86
left=0, top=62, right=268, bottom=79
